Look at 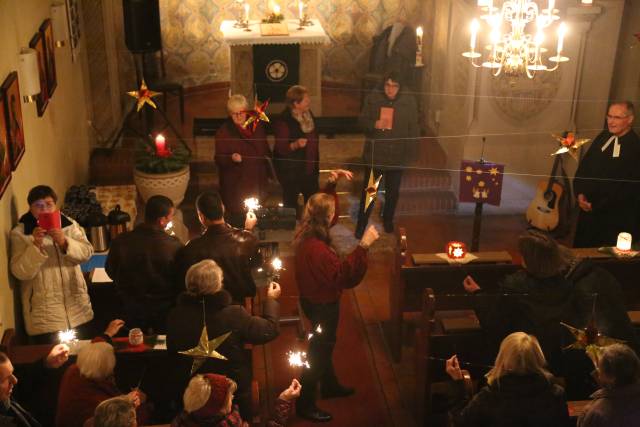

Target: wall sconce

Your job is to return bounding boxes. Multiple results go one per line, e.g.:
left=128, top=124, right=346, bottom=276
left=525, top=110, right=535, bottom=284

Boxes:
left=446, top=241, right=467, bottom=260
left=51, top=2, right=69, bottom=47
left=18, top=48, right=41, bottom=103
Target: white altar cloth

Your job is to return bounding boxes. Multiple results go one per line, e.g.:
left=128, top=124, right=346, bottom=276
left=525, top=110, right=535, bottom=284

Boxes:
left=220, top=19, right=329, bottom=46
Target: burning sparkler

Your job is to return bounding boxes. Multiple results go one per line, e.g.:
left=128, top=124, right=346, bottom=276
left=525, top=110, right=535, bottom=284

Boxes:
left=164, top=220, right=176, bottom=236
left=287, top=351, right=310, bottom=369
left=244, top=197, right=260, bottom=213
left=58, top=329, right=77, bottom=344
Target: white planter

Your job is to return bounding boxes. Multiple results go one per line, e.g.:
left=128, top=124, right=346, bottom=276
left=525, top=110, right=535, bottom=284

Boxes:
left=134, top=166, right=190, bottom=207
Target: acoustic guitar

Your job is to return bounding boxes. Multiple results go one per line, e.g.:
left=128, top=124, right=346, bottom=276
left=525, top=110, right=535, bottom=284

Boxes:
left=526, top=155, right=564, bottom=231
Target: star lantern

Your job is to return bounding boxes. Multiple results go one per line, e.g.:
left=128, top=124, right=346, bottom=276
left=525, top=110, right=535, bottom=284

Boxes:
left=243, top=99, right=270, bottom=132
left=550, top=132, right=591, bottom=160
left=560, top=321, right=625, bottom=369
left=364, top=170, right=383, bottom=211
left=446, top=241, right=467, bottom=260
left=179, top=326, right=231, bottom=375
left=127, top=79, right=161, bottom=112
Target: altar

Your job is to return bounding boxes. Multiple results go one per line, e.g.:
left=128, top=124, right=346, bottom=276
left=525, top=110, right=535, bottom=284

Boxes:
left=220, top=19, right=329, bottom=115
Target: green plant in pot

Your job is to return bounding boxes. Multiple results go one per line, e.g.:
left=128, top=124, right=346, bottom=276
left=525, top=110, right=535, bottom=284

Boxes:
left=133, top=134, right=191, bottom=206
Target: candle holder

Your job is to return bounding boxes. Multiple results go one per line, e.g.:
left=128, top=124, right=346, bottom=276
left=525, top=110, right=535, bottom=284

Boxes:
left=262, top=12, right=285, bottom=24
left=242, top=18, right=251, bottom=31
left=301, top=13, right=312, bottom=27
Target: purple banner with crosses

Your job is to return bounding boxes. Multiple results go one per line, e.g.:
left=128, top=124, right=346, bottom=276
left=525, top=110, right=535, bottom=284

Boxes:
left=459, top=160, right=505, bottom=206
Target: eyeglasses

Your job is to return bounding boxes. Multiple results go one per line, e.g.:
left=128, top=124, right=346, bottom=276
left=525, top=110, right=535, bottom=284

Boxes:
left=231, top=111, right=245, bottom=117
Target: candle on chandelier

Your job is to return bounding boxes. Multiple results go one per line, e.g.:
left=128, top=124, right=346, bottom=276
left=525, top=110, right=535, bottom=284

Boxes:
left=155, top=134, right=167, bottom=155
left=548, top=0, right=555, bottom=12
left=556, top=22, right=566, bottom=55
left=416, top=26, right=423, bottom=47
left=617, top=232, right=632, bottom=252
left=244, top=3, right=250, bottom=22
left=470, top=19, right=479, bottom=50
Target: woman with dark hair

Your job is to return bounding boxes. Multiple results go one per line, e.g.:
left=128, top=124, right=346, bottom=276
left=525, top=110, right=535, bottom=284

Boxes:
left=355, top=70, right=419, bottom=237
left=10, top=185, right=94, bottom=343
left=446, top=332, right=570, bottom=426
left=293, top=170, right=379, bottom=422
left=464, top=229, right=638, bottom=398
left=272, top=85, right=319, bottom=210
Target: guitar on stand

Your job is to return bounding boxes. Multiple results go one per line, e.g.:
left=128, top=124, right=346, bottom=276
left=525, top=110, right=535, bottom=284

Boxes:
left=526, top=154, right=567, bottom=232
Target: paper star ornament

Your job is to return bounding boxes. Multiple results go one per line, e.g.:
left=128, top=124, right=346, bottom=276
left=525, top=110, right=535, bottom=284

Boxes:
left=561, top=321, right=624, bottom=369
left=243, top=99, right=270, bottom=132
left=179, top=326, right=231, bottom=375
left=551, top=132, right=591, bottom=160
left=127, top=79, right=161, bottom=112
left=364, top=170, right=383, bottom=211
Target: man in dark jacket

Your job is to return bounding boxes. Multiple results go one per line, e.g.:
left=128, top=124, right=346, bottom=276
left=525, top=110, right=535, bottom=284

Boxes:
left=167, top=259, right=280, bottom=421
left=175, top=191, right=259, bottom=304
left=579, top=344, right=640, bottom=426
left=355, top=71, right=419, bottom=238
left=105, top=195, right=182, bottom=334
left=0, top=346, right=69, bottom=427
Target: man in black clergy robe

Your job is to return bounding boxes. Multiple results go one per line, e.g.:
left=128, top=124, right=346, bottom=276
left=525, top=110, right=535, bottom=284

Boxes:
left=573, top=101, right=640, bottom=248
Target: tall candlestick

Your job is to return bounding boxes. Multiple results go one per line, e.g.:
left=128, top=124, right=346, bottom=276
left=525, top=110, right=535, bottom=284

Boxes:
left=557, top=22, right=566, bottom=55
left=155, top=134, right=166, bottom=154
left=273, top=3, right=280, bottom=15
left=298, top=0, right=304, bottom=20
left=244, top=3, right=250, bottom=22
left=548, top=0, right=555, bottom=12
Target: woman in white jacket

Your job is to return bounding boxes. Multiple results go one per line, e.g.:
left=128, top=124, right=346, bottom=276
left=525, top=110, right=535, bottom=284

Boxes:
left=10, top=185, right=94, bottom=343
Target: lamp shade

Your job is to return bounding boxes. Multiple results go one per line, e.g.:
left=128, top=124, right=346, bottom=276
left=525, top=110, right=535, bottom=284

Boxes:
left=18, top=48, right=41, bottom=103
left=51, top=2, right=69, bottom=47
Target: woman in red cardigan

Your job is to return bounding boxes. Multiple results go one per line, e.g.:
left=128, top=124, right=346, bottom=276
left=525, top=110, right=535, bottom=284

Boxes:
left=293, top=170, right=379, bottom=422
left=215, top=94, right=271, bottom=228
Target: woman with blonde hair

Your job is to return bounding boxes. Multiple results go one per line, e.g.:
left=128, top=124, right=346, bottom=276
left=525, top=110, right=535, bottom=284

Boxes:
left=293, top=170, right=379, bottom=422
left=445, top=332, right=570, bottom=426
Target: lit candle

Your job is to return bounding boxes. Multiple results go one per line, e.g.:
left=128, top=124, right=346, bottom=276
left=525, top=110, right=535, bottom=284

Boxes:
left=548, top=0, right=555, bottom=12
left=298, top=0, right=304, bottom=20
left=416, top=26, right=423, bottom=46
left=557, top=22, right=566, bottom=55
left=155, top=134, right=166, bottom=154
left=470, top=19, right=479, bottom=50
left=273, top=3, right=280, bottom=15
left=244, top=3, right=250, bottom=22
left=617, top=232, right=632, bottom=251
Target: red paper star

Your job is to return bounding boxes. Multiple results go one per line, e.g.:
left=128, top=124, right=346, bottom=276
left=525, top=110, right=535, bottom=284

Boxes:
left=243, top=99, right=270, bottom=132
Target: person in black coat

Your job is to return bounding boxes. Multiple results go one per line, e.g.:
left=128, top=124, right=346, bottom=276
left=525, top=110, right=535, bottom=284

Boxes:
left=573, top=101, right=640, bottom=248
left=166, top=259, right=281, bottom=421
left=446, top=332, right=570, bottom=427
left=105, top=195, right=183, bottom=334
left=175, top=191, right=259, bottom=304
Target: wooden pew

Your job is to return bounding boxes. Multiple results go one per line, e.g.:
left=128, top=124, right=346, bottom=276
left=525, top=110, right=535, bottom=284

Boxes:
left=390, top=228, right=517, bottom=361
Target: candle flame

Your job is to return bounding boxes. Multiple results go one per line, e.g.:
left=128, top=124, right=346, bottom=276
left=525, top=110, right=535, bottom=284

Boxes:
left=287, top=351, right=310, bottom=368
left=58, top=329, right=77, bottom=344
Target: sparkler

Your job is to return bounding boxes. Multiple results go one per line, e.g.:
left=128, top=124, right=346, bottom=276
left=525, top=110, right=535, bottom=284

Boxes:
left=287, top=351, right=310, bottom=369
left=58, top=329, right=77, bottom=344
left=164, top=220, right=176, bottom=236
left=244, top=197, right=260, bottom=213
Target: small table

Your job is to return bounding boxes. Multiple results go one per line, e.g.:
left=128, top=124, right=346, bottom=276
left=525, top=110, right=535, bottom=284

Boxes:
left=220, top=19, right=329, bottom=115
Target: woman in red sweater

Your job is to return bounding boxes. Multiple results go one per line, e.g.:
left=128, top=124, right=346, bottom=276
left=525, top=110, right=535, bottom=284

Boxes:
left=293, top=170, right=379, bottom=422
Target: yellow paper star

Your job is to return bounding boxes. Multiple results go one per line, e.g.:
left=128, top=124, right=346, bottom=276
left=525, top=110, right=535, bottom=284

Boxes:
left=551, top=133, right=591, bottom=160
left=364, top=170, right=383, bottom=211
left=179, top=326, right=231, bottom=375
left=127, top=79, right=161, bottom=112
left=489, top=167, right=499, bottom=176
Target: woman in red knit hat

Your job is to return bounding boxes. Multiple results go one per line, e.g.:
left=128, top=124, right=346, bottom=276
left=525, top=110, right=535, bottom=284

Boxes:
left=171, top=374, right=300, bottom=427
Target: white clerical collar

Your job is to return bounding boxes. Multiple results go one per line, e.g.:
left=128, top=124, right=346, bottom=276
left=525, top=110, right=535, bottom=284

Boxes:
left=601, top=134, right=621, bottom=158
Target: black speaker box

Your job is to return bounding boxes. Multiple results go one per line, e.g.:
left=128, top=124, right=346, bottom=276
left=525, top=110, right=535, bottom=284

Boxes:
left=123, top=0, right=162, bottom=53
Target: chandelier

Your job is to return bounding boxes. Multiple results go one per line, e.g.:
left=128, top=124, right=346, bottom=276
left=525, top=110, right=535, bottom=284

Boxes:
left=462, top=0, right=569, bottom=78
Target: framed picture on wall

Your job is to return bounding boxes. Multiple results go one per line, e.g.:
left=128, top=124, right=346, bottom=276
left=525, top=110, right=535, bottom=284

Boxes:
left=66, top=0, right=81, bottom=63
left=0, top=85, right=13, bottom=198
left=40, top=19, right=57, bottom=98
left=29, top=32, right=49, bottom=117
left=2, top=72, right=26, bottom=170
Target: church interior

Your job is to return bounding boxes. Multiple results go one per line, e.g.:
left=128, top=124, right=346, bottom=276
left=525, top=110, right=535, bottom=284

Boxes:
left=0, top=0, right=640, bottom=426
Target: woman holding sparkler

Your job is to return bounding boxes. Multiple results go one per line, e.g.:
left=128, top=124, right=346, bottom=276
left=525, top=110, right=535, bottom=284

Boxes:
left=293, top=170, right=379, bottom=422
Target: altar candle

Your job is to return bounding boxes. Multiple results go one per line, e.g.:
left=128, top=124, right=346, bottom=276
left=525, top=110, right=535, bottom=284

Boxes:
left=298, top=0, right=304, bottom=20
left=617, top=232, right=632, bottom=251
left=244, top=3, right=250, bottom=22
left=273, top=3, right=280, bottom=15
left=548, top=0, right=555, bottom=12
left=155, top=134, right=166, bottom=154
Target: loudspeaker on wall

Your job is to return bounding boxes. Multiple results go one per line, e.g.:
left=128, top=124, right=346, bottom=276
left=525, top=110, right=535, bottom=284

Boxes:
left=123, top=0, right=161, bottom=53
